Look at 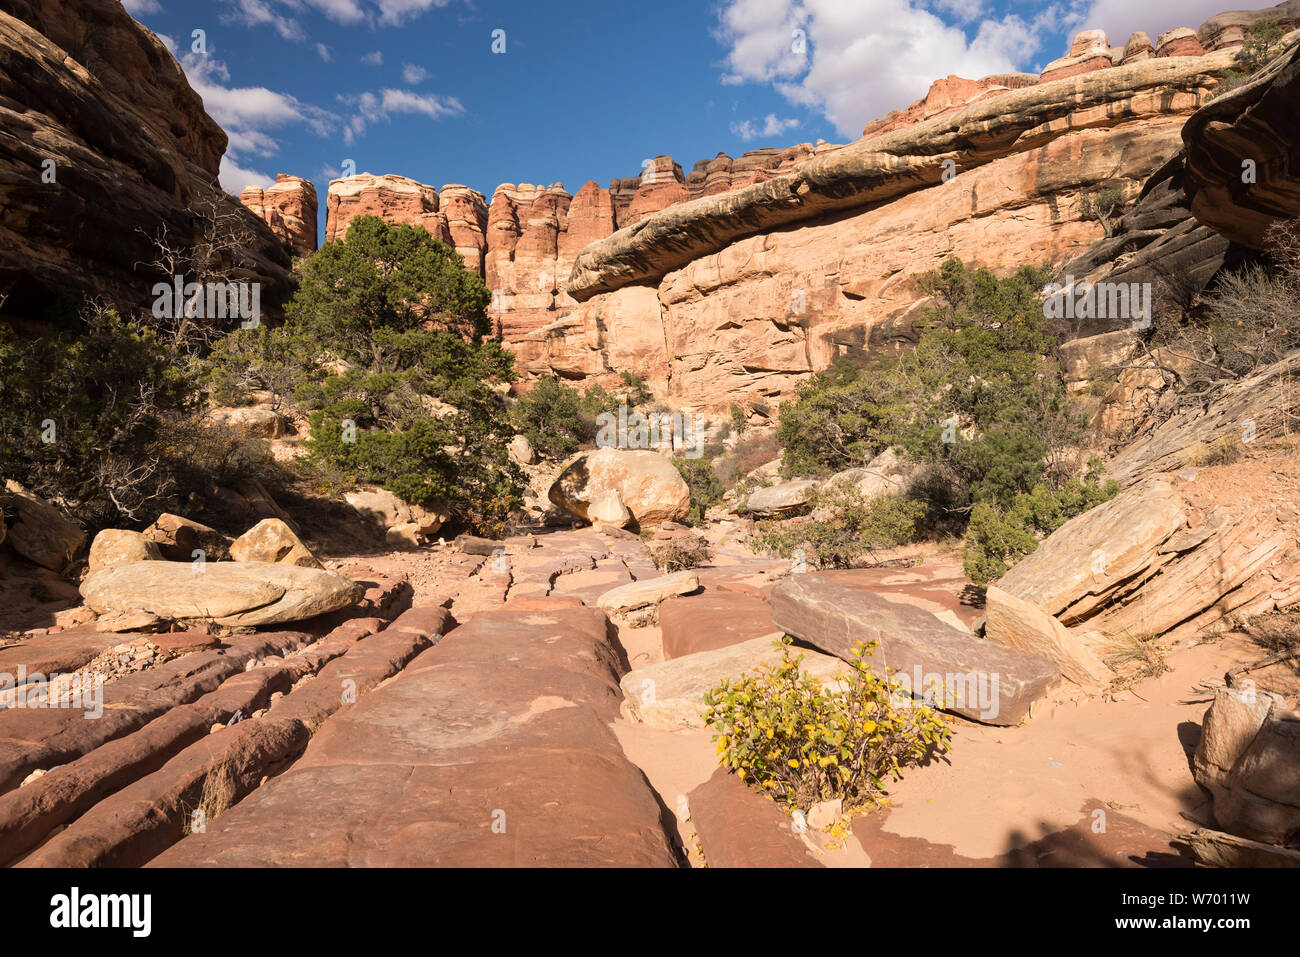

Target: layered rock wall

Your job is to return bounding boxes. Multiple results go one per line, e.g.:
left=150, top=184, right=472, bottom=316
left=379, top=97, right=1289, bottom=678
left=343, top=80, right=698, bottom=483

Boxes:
left=240, top=175, right=317, bottom=258
left=293, top=6, right=1297, bottom=411
left=0, top=0, right=294, bottom=321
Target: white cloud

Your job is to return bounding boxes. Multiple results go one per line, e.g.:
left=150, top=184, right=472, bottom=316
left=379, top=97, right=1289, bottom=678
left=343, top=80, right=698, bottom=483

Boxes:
left=220, top=154, right=275, bottom=194
left=219, top=0, right=305, bottom=42
left=360, top=50, right=385, bottom=66
left=180, top=52, right=338, bottom=194
left=340, top=88, right=465, bottom=145
left=929, top=0, right=985, bottom=24
left=1076, top=0, right=1232, bottom=45
left=302, top=0, right=368, bottom=25
left=123, top=0, right=163, bottom=14
left=717, top=0, right=1072, bottom=138
left=316, top=43, right=332, bottom=62
left=402, top=63, right=430, bottom=84
left=731, top=113, right=802, bottom=141
left=375, top=0, right=452, bottom=27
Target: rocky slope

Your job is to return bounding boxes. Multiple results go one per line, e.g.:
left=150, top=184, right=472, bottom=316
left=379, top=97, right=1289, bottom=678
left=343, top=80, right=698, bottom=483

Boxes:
left=0, top=0, right=293, bottom=323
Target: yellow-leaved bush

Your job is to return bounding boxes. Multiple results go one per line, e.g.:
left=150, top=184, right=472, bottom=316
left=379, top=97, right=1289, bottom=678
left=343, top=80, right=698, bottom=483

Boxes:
left=702, top=638, right=952, bottom=817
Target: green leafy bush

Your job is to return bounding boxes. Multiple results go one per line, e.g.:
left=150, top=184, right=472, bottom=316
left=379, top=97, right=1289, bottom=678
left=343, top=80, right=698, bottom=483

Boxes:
left=962, top=463, right=1120, bottom=584
left=204, top=215, right=523, bottom=535
left=1210, top=19, right=1289, bottom=100
left=0, top=307, right=192, bottom=528
left=753, top=484, right=925, bottom=568
left=674, top=456, right=725, bottom=526
left=704, top=638, right=952, bottom=817
left=508, top=375, right=621, bottom=461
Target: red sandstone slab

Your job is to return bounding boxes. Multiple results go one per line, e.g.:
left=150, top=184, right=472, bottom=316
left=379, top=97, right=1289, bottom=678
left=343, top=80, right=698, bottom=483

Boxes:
left=659, top=591, right=778, bottom=659
left=152, top=600, right=683, bottom=867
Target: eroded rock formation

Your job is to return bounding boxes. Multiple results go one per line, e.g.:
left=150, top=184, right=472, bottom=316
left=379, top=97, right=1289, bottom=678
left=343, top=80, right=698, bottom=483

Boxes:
left=0, top=0, right=293, bottom=322
left=285, top=6, right=1299, bottom=412
left=240, top=175, right=317, bottom=258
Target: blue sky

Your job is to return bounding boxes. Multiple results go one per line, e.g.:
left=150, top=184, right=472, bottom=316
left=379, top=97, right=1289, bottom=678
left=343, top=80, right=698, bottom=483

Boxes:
left=122, top=0, right=1240, bottom=243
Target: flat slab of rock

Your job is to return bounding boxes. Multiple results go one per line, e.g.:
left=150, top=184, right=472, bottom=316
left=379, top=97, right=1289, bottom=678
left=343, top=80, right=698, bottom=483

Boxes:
left=151, top=600, right=683, bottom=866
left=620, top=634, right=849, bottom=730
left=819, top=564, right=983, bottom=630
left=770, top=575, right=1058, bottom=725
left=80, top=561, right=363, bottom=627
left=995, top=480, right=1186, bottom=621
left=689, top=767, right=821, bottom=867
left=659, top=591, right=777, bottom=659
left=596, top=570, right=699, bottom=613
left=745, top=480, right=818, bottom=517
left=984, top=586, right=1113, bottom=688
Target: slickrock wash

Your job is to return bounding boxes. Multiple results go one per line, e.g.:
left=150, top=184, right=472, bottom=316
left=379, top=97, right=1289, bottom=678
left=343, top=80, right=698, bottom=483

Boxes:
left=151, top=601, right=685, bottom=866
left=270, top=4, right=1300, bottom=410
left=0, top=0, right=293, bottom=321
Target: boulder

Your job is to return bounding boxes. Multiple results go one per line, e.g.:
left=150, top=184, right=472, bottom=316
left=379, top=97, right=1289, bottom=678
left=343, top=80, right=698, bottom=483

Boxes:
left=745, top=480, right=819, bottom=517
left=596, top=570, right=699, bottom=614
left=619, top=633, right=849, bottom=730
left=408, top=501, right=449, bottom=536
left=228, top=518, right=322, bottom=569
left=80, top=561, right=363, bottom=627
left=548, top=448, right=690, bottom=527
left=508, top=434, right=538, bottom=465
left=345, top=487, right=412, bottom=528
left=588, top=489, right=632, bottom=527
left=86, top=529, right=163, bottom=575
left=0, top=481, right=86, bottom=572
left=455, top=534, right=501, bottom=557
left=142, top=513, right=232, bottom=562
left=204, top=406, right=288, bottom=439
left=1194, top=688, right=1300, bottom=846
left=1193, top=685, right=1282, bottom=796
left=984, top=586, right=1113, bottom=688
left=385, top=523, right=424, bottom=551
left=826, top=448, right=917, bottom=500
left=770, top=574, right=1059, bottom=725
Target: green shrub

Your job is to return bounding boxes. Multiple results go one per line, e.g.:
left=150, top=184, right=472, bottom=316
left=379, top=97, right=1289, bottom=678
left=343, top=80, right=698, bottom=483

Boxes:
left=729, top=402, right=749, bottom=436
left=0, top=307, right=193, bottom=528
left=775, top=258, right=1086, bottom=517
left=753, top=484, right=926, bottom=569
left=775, top=358, right=901, bottom=477
left=962, top=463, right=1120, bottom=584
left=509, top=375, right=598, bottom=461
left=674, top=456, right=725, bottom=526
left=1239, top=17, right=1287, bottom=73
left=1079, top=187, right=1126, bottom=235
left=703, top=638, right=952, bottom=817
left=205, top=215, right=523, bottom=535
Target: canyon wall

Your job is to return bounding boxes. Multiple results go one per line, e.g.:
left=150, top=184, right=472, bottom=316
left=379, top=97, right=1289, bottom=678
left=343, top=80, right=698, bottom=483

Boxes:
left=256, top=4, right=1299, bottom=413
left=0, top=0, right=294, bottom=322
